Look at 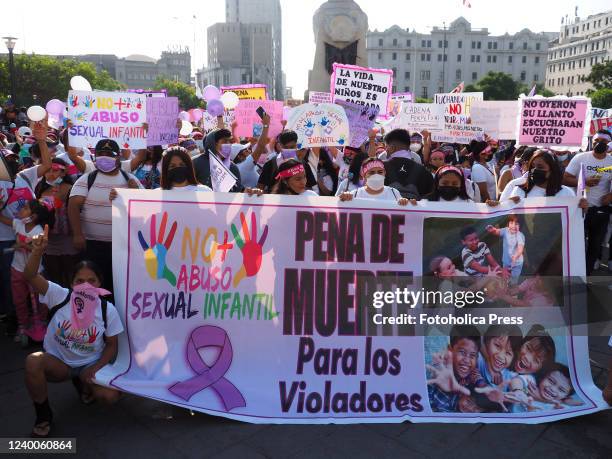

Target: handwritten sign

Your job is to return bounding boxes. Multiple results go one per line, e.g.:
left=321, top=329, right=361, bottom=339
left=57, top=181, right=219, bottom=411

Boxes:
left=330, top=64, right=393, bottom=116
left=286, top=103, right=349, bottom=148
left=233, top=100, right=284, bottom=139
left=590, top=108, right=611, bottom=135
left=470, top=101, right=520, bottom=140
left=221, top=84, right=267, bottom=100
left=337, top=100, right=379, bottom=148
left=201, top=111, right=236, bottom=132
left=387, top=93, right=413, bottom=118
left=308, top=92, right=332, bottom=104
left=146, top=97, right=179, bottom=146
left=385, top=103, right=444, bottom=133
left=432, top=92, right=483, bottom=143
left=517, top=97, right=589, bottom=147
left=68, top=90, right=147, bottom=149
left=209, top=152, right=237, bottom=192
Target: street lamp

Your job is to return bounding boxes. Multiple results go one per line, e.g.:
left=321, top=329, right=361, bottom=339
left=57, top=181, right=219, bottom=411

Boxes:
left=3, top=36, right=18, bottom=106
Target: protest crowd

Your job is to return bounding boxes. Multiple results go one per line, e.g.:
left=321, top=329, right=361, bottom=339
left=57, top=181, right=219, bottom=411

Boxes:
left=0, top=76, right=611, bottom=437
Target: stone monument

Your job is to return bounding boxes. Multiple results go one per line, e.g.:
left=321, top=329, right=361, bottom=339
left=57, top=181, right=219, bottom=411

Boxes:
left=307, top=0, right=368, bottom=95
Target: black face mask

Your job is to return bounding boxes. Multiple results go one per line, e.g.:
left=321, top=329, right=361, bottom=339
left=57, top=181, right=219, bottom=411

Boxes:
left=594, top=142, right=608, bottom=155
left=530, top=168, right=548, bottom=186
left=438, top=186, right=461, bottom=201
left=167, top=166, right=189, bottom=184
left=343, top=155, right=352, bottom=165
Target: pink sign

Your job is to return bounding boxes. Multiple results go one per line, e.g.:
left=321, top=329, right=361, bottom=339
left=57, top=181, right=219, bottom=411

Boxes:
left=518, top=98, right=589, bottom=147
left=330, top=63, right=393, bottom=116
left=233, top=100, right=284, bottom=138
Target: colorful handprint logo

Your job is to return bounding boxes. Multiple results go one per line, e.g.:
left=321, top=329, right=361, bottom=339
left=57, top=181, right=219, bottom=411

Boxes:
left=231, top=212, right=268, bottom=287
left=138, top=212, right=178, bottom=287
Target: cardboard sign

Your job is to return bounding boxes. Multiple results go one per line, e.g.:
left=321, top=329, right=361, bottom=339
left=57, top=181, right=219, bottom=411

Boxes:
left=221, top=84, right=267, bottom=100
left=470, top=101, right=520, bottom=140
left=387, top=93, right=414, bottom=118
left=337, top=100, right=380, bottom=148
left=233, top=100, right=284, bottom=139
left=385, top=103, right=444, bottom=133
left=308, top=92, right=332, bottom=104
left=330, top=63, right=393, bottom=116
left=431, top=124, right=485, bottom=143
left=517, top=97, right=589, bottom=148
left=209, top=153, right=237, bottom=192
left=146, top=97, right=179, bottom=146
left=432, top=92, right=484, bottom=143
left=201, top=111, right=236, bottom=132
left=590, top=108, right=611, bottom=135
left=68, top=90, right=147, bottom=149
left=286, top=103, right=349, bottom=148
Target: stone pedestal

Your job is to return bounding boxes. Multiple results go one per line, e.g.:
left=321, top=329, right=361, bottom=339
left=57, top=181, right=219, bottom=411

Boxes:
left=307, top=0, right=368, bottom=95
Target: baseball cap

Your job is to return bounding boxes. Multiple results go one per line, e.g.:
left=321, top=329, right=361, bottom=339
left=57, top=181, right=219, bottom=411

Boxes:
left=94, top=139, right=120, bottom=155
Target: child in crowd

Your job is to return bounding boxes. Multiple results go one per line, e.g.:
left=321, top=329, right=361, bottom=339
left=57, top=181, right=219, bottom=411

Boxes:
left=460, top=226, right=502, bottom=277
left=0, top=199, right=54, bottom=345
left=486, top=215, right=526, bottom=280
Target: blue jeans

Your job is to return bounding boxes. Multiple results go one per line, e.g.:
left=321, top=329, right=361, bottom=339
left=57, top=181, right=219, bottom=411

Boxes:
left=0, top=240, right=15, bottom=315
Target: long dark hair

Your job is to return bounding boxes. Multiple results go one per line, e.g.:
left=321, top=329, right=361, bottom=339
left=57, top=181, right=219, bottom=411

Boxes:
left=348, top=152, right=368, bottom=185
left=147, top=146, right=163, bottom=166
left=272, top=159, right=303, bottom=195
left=521, top=150, right=562, bottom=196
left=160, top=147, right=198, bottom=190
left=318, top=148, right=338, bottom=192
left=35, top=158, right=73, bottom=198
left=427, top=168, right=471, bottom=201
left=27, top=199, right=55, bottom=229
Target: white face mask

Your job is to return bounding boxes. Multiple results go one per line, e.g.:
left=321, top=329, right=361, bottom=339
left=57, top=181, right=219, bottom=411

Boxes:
left=366, top=173, right=385, bottom=191
left=409, top=143, right=421, bottom=153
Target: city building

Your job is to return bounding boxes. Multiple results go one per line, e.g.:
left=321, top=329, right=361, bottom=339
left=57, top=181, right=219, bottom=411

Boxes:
left=197, top=22, right=275, bottom=98
left=225, top=0, right=283, bottom=99
left=54, top=49, right=191, bottom=89
left=367, top=17, right=555, bottom=99
left=545, top=10, right=612, bottom=96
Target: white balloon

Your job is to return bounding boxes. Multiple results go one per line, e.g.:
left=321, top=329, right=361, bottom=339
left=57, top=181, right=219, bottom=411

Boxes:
left=180, top=120, right=193, bottom=136
left=70, top=75, right=92, bottom=91
left=221, top=91, right=240, bottom=110
left=26, top=105, right=47, bottom=122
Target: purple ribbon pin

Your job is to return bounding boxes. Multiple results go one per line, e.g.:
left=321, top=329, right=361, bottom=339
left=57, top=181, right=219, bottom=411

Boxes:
left=169, top=326, right=246, bottom=412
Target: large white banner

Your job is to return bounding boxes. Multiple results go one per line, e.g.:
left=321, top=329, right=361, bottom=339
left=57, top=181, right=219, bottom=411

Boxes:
left=99, top=192, right=608, bottom=424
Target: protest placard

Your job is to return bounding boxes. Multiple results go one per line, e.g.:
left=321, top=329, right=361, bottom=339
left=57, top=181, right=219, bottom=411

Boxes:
left=146, top=97, right=179, bottom=146
left=337, top=100, right=379, bottom=148
left=432, top=92, right=484, bottom=143
left=286, top=103, right=350, bottom=148
left=201, top=111, right=236, bottom=132
left=221, top=84, right=267, bottom=100
left=590, top=108, right=611, bottom=135
left=127, top=89, right=167, bottom=98
left=384, top=103, right=444, bottom=133
left=331, top=63, right=393, bottom=116
left=517, top=97, right=590, bottom=147
left=470, top=100, right=520, bottom=140
left=68, top=90, right=147, bottom=149
left=233, top=100, right=284, bottom=138
left=308, top=91, right=332, bottom=104
left=104, top=191, right=608, bottom=424
left=386, top=92, right=413, bottom=118
left=209, top=152, right=237, bottom=192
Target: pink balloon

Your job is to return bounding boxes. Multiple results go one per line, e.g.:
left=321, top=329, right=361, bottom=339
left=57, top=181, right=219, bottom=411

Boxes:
left=192, top=109, right=203, bottom=122
left=206, top=99, right=225, bottom=117
left=46, top=99, right=66, bottom=115
left=179, top=111, right=190, bottom=121
left=282, top=106, right=292, bottom=121
left=203, top=85, right=221, bottom=102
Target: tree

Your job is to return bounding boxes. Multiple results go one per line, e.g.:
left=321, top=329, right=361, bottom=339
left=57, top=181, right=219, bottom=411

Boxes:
left=0, top=53, right=123, bottom=106
left=153, top=77, right=202, bottom=109
left=464, top=72, right=523, bottom=100
left=589, top=88, right=612, bottom=109
left=586, top=61, right=612, bottom=90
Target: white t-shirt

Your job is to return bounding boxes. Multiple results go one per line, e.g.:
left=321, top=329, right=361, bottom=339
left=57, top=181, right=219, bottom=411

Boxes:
left=509, top=185, right=575, bottom=200
left=169, top=184, right=212, bottom=192
left=499, top=176, right=528, bottom=202
left=236, top=156, right=260, bottom=189
left=351, top=186, right=401, bottom=201
left=0, top=166, right=40, bottom=241
left=565, top=152, right=612, bottom=207
left=471, top=162, right=497, bottom=199
left=335, top=178, right=360, bottom=196
left=41, top=281, right=123, bottom=368
left=300, top=190, right=319, bottom=196
left=500, top=227, right=525, bottom=267
left=69, top=170, right=142, bottom=242
left=11, top=220, right=43, bottom=272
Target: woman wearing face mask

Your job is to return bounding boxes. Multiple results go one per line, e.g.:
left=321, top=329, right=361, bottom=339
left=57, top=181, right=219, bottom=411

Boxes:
left=470, top=140, right=497, bottom=202
left=335, top=151, right=368, bottom=196
left=271, top=159, right=319, bottom=196
left=426, top=166, right=472, bottom=202
left=192, top=129, right=243, bottom=191
left=498, top=147, right=538, bottom=201
left=339, top=158, right=413, bottom=205
left=509, top=150, right=576, bottom=200
left=160, top=147, right=211, bottom=191
left=23, top=228, right=123, bottom=437
left=34, top=159, right=78, bottom=287
left=426, top=150, right=446, bottom=176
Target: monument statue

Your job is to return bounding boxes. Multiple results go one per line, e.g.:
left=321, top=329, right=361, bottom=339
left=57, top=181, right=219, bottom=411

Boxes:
left=307, top=0, right=368, bottom=95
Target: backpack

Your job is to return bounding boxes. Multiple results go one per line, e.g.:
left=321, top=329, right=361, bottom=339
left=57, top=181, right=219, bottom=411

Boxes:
left=87, top=169, right=131, bottom=191
left=47, top=289, right=109, bottom=338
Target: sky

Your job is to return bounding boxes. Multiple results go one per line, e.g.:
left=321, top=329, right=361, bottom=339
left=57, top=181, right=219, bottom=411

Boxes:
left=2, top=0, right=610, bottom=97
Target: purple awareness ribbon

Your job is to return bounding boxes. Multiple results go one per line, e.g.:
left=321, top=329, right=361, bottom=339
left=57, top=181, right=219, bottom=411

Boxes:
left=168, top=326, right=246, bottom=412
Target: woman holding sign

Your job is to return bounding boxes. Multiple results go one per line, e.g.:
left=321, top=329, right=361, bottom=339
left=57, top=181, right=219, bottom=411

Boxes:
left=23, top=226, right=123, bottom=437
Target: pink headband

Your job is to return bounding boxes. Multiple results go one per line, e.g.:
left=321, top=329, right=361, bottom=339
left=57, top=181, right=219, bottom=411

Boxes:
left=39, top=198, right=55, bottom=212
left=275, top=163, right=305, bottom=180
left=361, top=160, right=385, bottom=176
left=51, top=163, right=66, bottom=171
left=436, top=165, right=464, bottom=178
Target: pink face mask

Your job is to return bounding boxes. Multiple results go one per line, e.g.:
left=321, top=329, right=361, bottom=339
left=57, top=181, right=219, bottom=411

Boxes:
left=70, top=282, right=111, bottom=330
